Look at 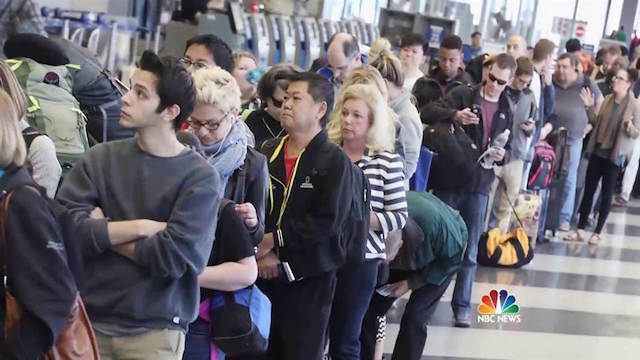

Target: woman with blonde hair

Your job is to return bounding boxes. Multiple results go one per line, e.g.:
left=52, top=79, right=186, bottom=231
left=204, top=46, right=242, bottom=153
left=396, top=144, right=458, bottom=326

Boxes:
left=326, top=83, right=408, bottom=360
left=0, top=61, right=61, bottom=198
left=185, top=66, right=264, bottom=359
left=0, top=89, right=77, bottom=358
left=343, top=65, right=411, bottom=180
left=371, top=48, right=423, bottom=181
left=368, top=37, right=392, bottom=62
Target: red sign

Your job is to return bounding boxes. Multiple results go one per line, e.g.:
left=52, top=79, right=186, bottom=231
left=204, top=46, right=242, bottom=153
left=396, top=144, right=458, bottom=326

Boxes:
left=576, top=25, right=585, bottom=38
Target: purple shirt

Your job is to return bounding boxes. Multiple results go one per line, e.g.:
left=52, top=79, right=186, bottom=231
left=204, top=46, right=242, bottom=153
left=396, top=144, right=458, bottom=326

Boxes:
left=480, top=98, right=499, bottom=146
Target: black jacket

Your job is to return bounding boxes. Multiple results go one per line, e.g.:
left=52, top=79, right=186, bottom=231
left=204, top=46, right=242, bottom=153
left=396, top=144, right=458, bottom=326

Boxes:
left=412, top=67, right=474, bottom=111
left=225, top=146, right=269, bottom=247
left=245, top=109, right=286, bottom=150
left=260, top=131, right=352, bottom=281
left=422, top=84, right=514, bottom=195
left=0, top=166, right=76, bottom=359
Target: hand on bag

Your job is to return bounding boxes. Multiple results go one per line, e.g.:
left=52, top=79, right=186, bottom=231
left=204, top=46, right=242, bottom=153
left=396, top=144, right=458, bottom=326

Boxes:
left=454, top=108, right=480, bottom=125
left=90, top=207, right=105, bottom=219
left=491, top=147, right=506, bottom=162
left=235, top=202, right=258, bottom=229
left=137, top=219, right=167, bottom=238
left=387, top=280, right=411, bottom=298
left=258, top=251, right=281, bottom=279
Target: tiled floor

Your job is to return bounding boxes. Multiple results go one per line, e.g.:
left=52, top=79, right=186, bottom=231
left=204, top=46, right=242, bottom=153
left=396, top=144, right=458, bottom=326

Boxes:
left=383, top=200, right=640, bottom=360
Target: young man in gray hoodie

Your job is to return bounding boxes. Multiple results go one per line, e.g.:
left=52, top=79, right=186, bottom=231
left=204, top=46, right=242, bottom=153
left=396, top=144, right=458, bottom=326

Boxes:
left=56, top=51, right=220, bottom=359
left=491, top=56, right=537, bottom=231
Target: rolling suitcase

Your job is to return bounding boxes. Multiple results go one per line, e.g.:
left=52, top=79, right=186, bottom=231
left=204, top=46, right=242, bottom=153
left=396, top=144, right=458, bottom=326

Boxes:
left=540, top=128, right=570, bottom=239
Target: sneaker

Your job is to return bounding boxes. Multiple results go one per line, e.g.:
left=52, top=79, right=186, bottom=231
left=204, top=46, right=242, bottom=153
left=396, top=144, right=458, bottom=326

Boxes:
left=559, top=223, right=571, bottom=232
left=588, top=234, right=600, bottom=245
left=454, top=311, right=471, bottom=328
left=613, top=196, right=628, bottom=207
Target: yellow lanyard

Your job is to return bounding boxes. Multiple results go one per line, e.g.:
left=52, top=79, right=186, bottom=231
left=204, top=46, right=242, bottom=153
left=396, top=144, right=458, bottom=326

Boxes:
left=270, top=136, right=305, bottom=228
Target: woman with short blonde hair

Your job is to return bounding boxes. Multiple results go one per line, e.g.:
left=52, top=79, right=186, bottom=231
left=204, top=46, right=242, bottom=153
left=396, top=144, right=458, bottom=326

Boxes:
left=326, top=83, right=407, bottom=360
left=328, top=84, right=396, bottom=152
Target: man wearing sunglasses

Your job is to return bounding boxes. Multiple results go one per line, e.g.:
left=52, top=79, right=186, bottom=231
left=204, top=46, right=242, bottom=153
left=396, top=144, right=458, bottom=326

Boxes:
left=490, top=56, right=538, bottom=232
left=423, top=53, right=516, bottom=328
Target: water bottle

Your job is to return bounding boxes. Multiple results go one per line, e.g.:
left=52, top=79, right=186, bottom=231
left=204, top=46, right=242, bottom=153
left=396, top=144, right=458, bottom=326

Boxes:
left=478, top=129, right=510, bottom=169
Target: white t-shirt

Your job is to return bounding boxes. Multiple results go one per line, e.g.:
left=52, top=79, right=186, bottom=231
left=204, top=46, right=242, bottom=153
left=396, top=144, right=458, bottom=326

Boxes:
left=403, top=71, right=424, bottom=92
left=530, top=70, right=542, bottom=107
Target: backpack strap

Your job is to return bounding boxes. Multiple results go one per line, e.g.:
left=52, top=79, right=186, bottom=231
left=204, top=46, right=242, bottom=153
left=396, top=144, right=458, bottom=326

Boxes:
left=0, top=0, right=13, bottom=21
left=1, top=191, right=14, bottom=281
left=21, top=126, right=44, bottom=150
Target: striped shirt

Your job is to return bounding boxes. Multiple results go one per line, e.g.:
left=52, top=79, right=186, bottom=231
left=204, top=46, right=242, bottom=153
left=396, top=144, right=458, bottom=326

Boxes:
left=356, top=150, right=408, bottom=259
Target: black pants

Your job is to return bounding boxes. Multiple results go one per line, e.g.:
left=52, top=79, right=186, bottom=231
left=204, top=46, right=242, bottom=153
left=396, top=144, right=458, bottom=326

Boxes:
left=579, top=154, right=621, bottom=234
left=257, top=271, right=336, bottom=360
left=361, top=270, right=452, bottom=360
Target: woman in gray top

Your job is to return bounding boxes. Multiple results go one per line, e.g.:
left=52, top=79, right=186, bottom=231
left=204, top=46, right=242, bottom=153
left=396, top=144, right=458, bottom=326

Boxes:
left=566, top=68, right=640, bottom=244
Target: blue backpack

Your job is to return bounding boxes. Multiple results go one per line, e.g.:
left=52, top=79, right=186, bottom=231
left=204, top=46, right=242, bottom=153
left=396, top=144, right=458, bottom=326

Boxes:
left=208, top=199, right=271, bottom=356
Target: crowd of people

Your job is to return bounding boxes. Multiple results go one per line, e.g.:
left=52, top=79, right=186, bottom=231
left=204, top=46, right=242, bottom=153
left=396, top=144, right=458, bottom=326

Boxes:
left=2, top=6, right=640, bottom=360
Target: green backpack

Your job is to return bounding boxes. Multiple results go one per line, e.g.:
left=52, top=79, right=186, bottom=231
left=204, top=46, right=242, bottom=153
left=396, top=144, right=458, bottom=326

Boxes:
left=6, top=58, right=90, bottom=173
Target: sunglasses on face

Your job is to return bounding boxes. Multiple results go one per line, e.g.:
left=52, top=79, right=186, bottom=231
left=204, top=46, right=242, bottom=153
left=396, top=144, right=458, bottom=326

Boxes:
left=488, top=73, right=508, bottom=86
left=271, top=97, right=283, bottom=108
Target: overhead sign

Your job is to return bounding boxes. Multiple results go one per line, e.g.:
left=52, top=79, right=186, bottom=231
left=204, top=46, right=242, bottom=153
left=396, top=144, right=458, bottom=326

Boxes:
left=552, top=17, right=587, bottom=39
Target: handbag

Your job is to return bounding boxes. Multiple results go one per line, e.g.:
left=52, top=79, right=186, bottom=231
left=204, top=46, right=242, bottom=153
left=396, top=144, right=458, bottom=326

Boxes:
left=1, top=189, right=100, bottom=360
left=209, top=284, right=271, bottom=356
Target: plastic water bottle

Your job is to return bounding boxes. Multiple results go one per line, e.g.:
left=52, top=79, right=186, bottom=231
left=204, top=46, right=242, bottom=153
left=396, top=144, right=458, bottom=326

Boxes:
left=478, top=129, right=510, bottom=169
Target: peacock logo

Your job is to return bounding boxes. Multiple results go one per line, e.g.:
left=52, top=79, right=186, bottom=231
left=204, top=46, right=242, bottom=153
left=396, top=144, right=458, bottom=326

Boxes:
left=477, top=289, right=521, bottom=323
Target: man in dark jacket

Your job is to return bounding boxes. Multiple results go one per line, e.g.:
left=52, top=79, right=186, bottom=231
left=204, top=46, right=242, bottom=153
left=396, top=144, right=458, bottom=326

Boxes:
left=412, top=34, right=474, bottom=111
left=256, top=72, right=353, bottom=360
left=361, top=191, right=467, bottom=360
left=422, top=53, right=516, bottom=328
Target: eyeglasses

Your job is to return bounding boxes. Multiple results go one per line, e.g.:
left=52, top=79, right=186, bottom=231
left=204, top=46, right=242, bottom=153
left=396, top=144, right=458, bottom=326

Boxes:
left=613, top=75, right=630, bottom=83
left=179, top=58, right=209, bottom=71
left=271, top=97, right=284, bottom=108
left=488, top=73, right=508, bottom=86
left=188, top=113, right=230, bottom=131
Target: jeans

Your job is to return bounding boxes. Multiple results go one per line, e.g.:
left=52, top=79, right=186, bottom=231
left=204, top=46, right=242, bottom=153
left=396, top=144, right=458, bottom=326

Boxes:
left=433, top=191, right=488, bottom=315
left=183, top=318, right=210, bottom=360
left=329, top=260, right=379, bottom=360
left=579, top=155, right=621, bottom=234
left=361, top=270, right=453, bottom=360
left=560, top=138, right=584, bottom=226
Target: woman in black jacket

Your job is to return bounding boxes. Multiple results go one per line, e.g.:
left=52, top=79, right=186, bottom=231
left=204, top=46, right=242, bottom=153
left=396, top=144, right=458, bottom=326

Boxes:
left=244, top=64, right=301, bottom=149
left=0, top=89, right=76, bottom=359
left=190, top=66, right=269, bottom=246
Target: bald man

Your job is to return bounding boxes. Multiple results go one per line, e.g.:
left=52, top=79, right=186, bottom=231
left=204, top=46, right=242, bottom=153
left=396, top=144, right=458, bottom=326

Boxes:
left=507, top=35, right=528, bottom=60
left=321, top=32, right=363, bottom=87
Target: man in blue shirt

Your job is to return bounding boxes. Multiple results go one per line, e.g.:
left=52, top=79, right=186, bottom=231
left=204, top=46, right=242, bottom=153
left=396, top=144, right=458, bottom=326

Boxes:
left=462, top=32, right=482, bottom=64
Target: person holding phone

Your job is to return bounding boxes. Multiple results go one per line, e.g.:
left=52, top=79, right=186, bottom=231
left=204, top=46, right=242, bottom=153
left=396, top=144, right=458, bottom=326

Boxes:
left=490, top=56, right=538, bottom=232
left=565, top=68, right=640, bottom=245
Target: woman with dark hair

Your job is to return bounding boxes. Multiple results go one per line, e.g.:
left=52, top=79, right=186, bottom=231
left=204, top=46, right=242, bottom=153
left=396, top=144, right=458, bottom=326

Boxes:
left=244, top=64, right=302, bottom=148
left=566, top=67, right=640, bottom=245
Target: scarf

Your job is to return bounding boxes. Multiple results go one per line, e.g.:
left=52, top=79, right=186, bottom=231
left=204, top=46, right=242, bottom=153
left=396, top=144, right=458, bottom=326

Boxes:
left=594, top=93, right=630, bottom=150
left=202, top=120, right=248, bottom=194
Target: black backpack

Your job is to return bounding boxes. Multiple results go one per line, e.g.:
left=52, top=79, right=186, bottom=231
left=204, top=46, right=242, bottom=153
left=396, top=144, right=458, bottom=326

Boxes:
left=51, top=39, right=135, bottom=143
left=422, top=122, right=480, bottom=191
left=343, top=161, right=371, bottom=264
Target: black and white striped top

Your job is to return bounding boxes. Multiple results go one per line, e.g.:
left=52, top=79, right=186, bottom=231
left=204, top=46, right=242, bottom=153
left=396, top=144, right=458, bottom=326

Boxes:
left=356, top=150, right=408, bottom=260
